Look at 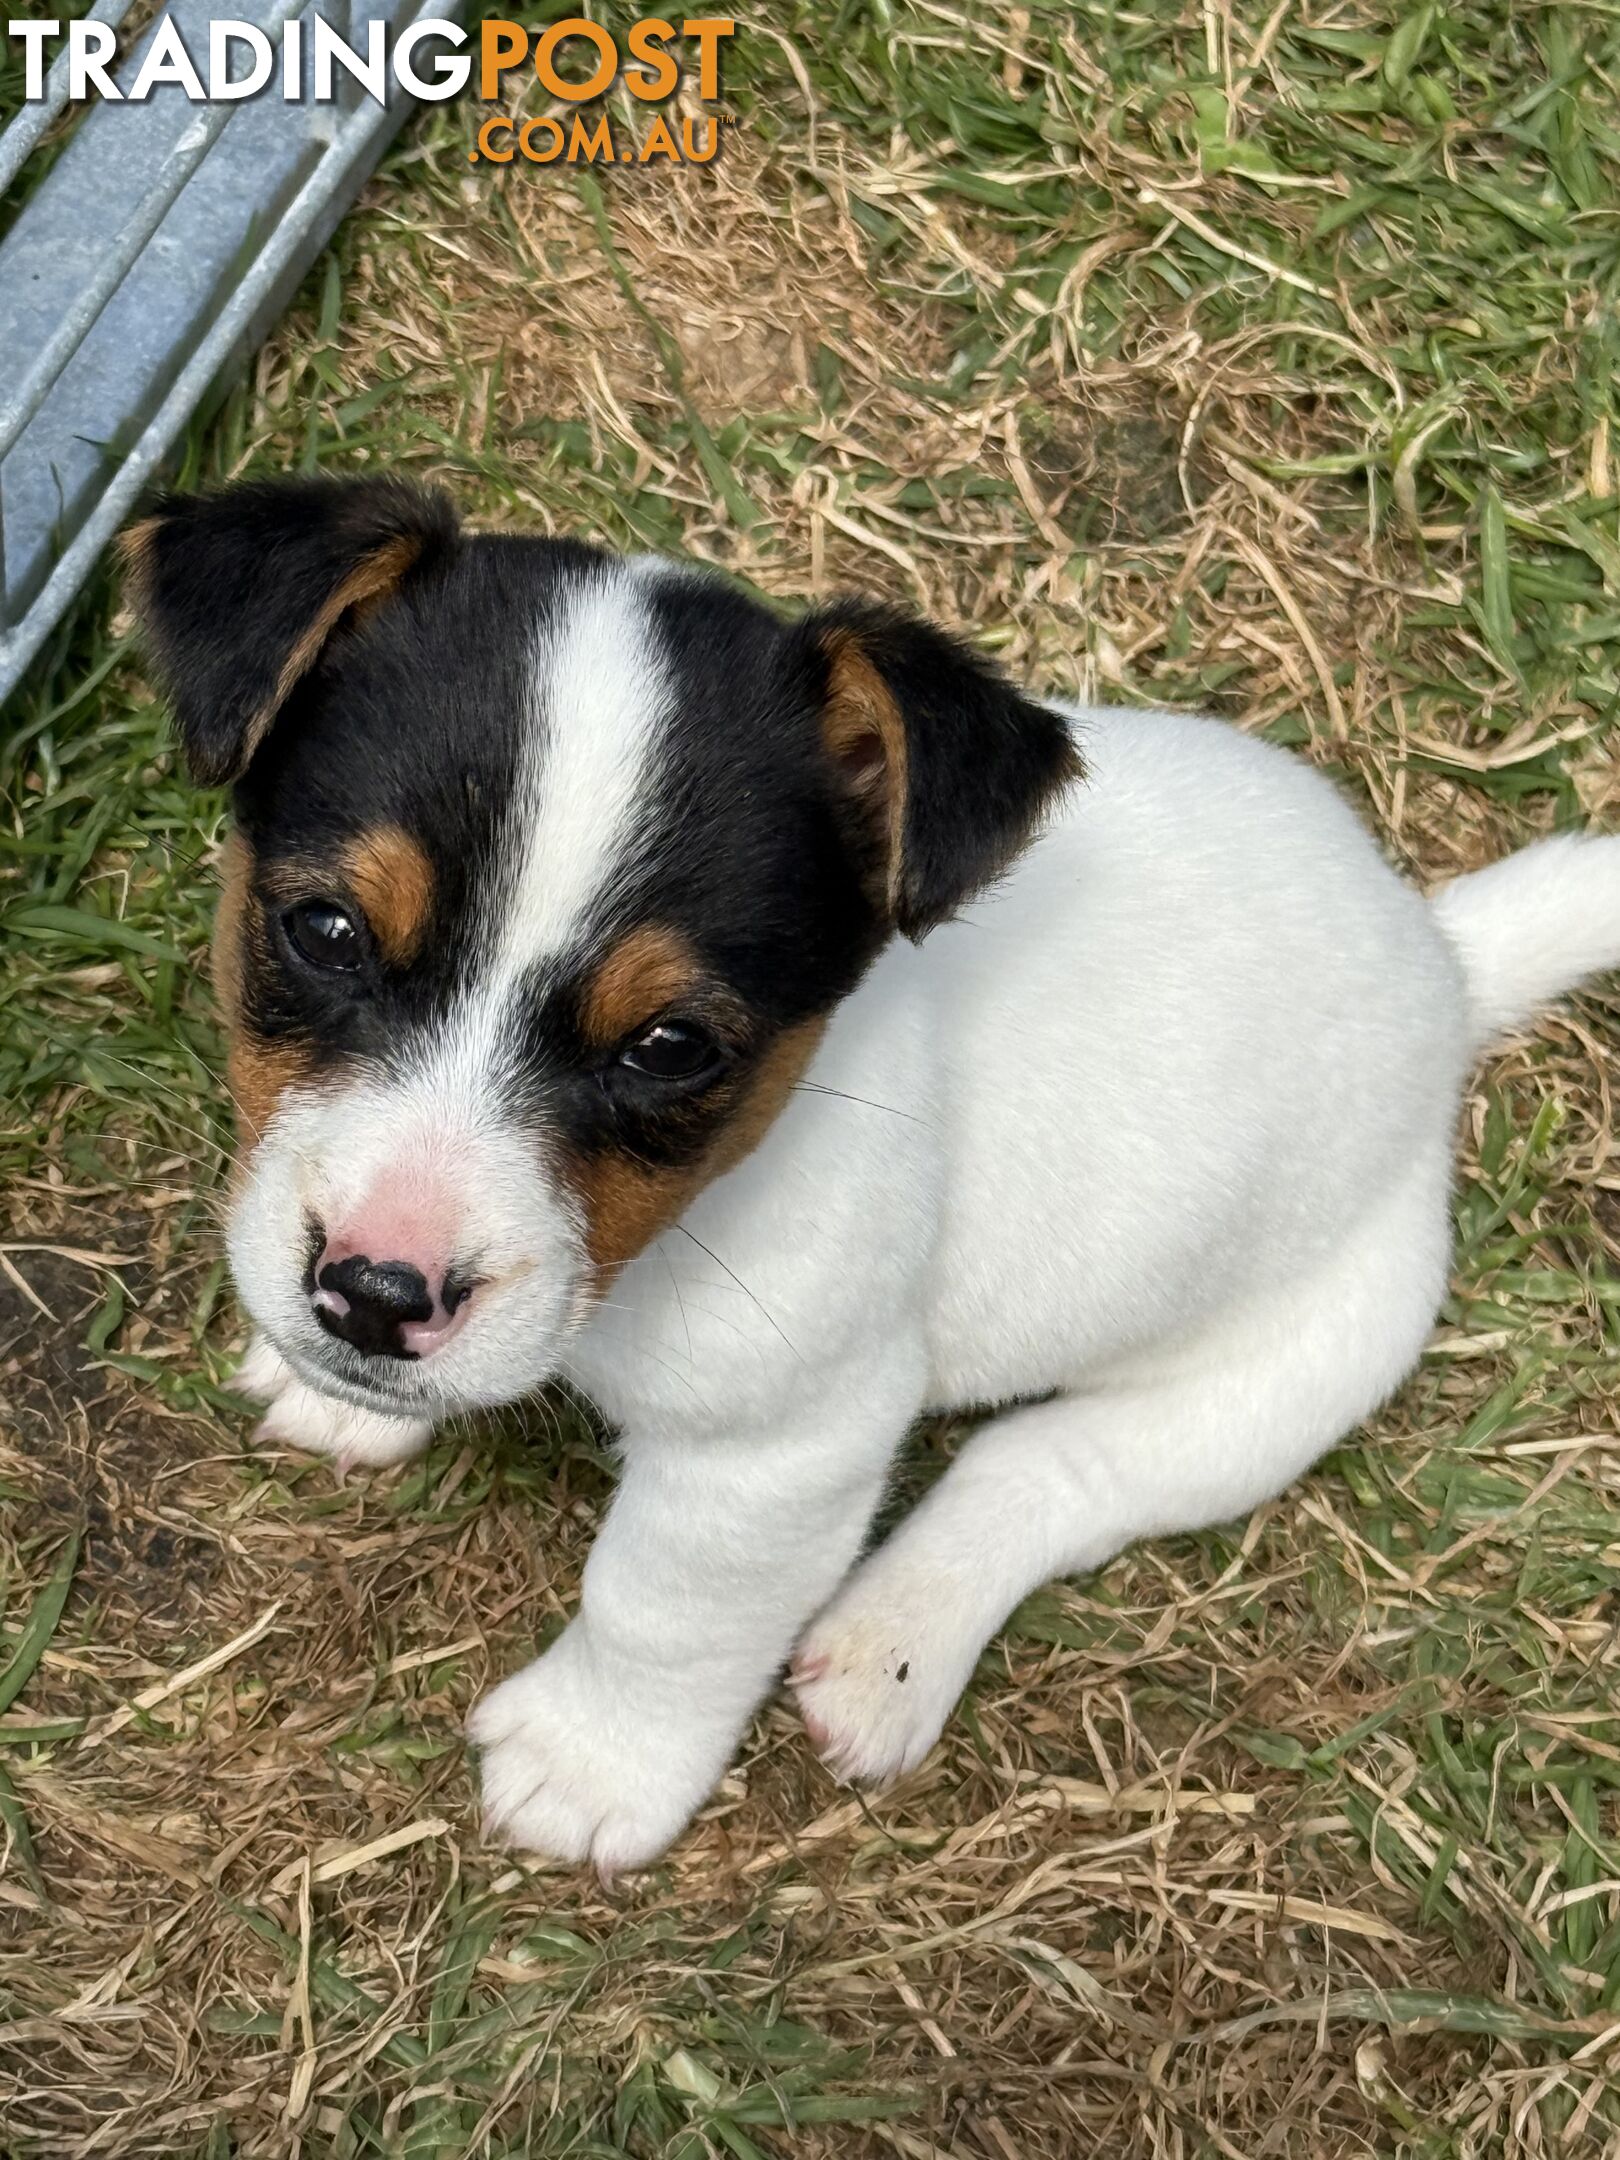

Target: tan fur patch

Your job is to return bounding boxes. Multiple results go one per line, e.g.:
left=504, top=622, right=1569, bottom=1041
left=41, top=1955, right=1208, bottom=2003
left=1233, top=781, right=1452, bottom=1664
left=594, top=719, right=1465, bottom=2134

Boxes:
left=227, top=1036, right=319, bottom=1151
left=116, top=516, right=158, bottom=593
left=570, top=1016, right=825, bottom=1280
left=340, top=825, right=435, bottom=967
left=210, top=830, right=251, bottom=1027
left=579, top=923, right=704, bottom=1047
left=211, top=831, right=319, bottom=1153
left=820, top=629, right=908, bottom=912
left=705, top=1017, right=826, bottom=1180
left=574, top=1155, right=704, bottom=1278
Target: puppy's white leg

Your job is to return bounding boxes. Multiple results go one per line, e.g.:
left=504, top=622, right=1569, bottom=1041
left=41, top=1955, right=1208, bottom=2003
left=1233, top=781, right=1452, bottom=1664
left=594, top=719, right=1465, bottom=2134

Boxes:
left=232, top=1330, right=433, bottom=1471
left=470, top=1346, right=925, bottom=1874
left=796, top=1168, right=1450, bottom=1784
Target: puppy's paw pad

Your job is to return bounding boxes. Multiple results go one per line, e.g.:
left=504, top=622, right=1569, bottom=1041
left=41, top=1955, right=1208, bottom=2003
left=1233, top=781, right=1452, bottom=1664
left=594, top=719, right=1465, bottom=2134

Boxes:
left=256, top=1383, right=431, bottom=1468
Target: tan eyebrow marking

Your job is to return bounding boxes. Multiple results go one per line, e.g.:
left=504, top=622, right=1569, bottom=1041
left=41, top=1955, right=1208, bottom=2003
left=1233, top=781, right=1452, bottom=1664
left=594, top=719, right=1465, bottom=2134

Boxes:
left=579, top=922, right=705, bottom=1047
left=339, top=824, right=436, bottom=967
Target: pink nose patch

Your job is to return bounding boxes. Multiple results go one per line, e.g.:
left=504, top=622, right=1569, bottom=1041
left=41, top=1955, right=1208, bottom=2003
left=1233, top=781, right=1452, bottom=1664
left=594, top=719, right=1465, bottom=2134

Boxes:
left=398, top=1300, right=473, bottom=1359
left=323, top=1178, right=459, bottom=1281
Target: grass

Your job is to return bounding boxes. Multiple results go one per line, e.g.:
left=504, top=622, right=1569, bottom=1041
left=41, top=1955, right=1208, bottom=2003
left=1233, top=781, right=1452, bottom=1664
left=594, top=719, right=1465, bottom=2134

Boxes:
left=2, top=0, right=1620, bottom=2152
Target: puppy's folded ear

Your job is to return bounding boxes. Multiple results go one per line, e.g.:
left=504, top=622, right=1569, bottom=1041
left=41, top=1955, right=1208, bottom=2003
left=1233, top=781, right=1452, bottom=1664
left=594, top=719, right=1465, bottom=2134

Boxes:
left=120, top=476, right=458, bottom=784
left=796, top=599, right=1082, bottom=940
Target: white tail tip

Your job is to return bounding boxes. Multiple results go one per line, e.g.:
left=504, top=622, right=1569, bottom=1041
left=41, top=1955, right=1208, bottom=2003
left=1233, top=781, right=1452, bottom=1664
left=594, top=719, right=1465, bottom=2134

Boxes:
left=1431, top=832, right=1620, bottom=1047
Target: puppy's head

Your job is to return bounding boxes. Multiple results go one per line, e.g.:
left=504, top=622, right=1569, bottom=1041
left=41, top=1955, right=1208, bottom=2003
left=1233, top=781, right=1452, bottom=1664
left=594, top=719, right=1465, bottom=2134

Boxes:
left=126, top=478, right=1078, bottom=1418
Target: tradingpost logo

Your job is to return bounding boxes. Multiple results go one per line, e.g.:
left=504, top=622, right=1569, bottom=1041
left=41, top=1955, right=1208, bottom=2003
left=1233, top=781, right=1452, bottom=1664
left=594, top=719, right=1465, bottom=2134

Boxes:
left=6, top=15, right=737, bottom=167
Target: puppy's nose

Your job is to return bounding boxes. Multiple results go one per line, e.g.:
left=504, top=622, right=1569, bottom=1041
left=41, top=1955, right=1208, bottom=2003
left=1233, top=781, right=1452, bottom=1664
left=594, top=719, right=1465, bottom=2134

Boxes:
left=311, top=1246, right=472, bottom=1361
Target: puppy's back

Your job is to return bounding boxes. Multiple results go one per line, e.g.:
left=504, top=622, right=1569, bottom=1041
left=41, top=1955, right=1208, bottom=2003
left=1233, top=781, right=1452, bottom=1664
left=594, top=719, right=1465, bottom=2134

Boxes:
left=917, top=706, right=1469, bottom=1389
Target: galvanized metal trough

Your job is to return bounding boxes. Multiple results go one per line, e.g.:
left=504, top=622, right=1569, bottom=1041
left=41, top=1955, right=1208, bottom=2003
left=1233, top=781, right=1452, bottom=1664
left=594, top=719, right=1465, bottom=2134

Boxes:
left=0, top=0, right=463, bottom=705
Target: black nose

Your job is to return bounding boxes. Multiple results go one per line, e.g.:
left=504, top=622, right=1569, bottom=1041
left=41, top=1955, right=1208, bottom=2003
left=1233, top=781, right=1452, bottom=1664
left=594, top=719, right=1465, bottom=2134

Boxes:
left=313, top=1254, right=433, bottom=1361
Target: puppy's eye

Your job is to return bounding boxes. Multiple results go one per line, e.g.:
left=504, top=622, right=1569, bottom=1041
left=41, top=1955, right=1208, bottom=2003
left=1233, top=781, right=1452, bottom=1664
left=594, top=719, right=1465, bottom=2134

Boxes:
left=282, top=900, right=364, bottom=973
left=619, top=1020, right=722, bottom=1082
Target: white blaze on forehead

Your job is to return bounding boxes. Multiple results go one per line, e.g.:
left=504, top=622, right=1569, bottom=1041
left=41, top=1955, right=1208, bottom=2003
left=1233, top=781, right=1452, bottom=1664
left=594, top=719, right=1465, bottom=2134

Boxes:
left=399, top=560, right=674, bottom=1112
left=493, top=562, right=672, bottom=982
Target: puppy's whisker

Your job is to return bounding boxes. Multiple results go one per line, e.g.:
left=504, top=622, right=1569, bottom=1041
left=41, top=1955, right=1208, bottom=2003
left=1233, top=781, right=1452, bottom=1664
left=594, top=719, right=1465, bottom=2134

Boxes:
left=70, top=1037, right=230, bottom=1111
left=577, top=1293, right=691, bottom=1347
left=659, top=1240, right=694, bottom=1366
left=672, top=1225, right=801, bottom=1363
left=562, top=1334, right=715, bottom=1417
left=655, top=1295, right=775, bottom=1356
left=56, top=1062, right=231, bottom=1165
left=792, top=1080, right=930, bottom=1126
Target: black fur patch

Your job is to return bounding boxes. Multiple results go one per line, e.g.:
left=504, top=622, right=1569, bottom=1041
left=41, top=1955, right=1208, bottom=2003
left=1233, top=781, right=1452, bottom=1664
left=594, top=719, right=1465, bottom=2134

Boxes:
left=127, top=476, right=459, bottom=784
left=788, top=598, right=1084, bottom=938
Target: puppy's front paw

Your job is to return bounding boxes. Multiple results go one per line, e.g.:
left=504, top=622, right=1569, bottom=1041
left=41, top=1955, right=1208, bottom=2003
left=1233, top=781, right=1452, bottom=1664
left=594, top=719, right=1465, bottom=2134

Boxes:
left=469, top=1631, right=735, bottom=1874
left=232, top=1330, right=297, bottom=1404
left=792, top=1576, right=977, bottom=1787
left=257, top=1384, right=431, bottom=1471
left=234, top=1331, right=431, bottom=1470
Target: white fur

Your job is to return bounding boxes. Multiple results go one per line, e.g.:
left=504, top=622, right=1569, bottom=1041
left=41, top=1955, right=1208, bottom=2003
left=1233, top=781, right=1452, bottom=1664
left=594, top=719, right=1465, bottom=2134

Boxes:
left=488, top=710, right=1618, bottom=1860
left=231, top=691, right=1620, bottom=1868
left=1430, top=831, right=1620, bottom=1045
left=494, top=565, right=670, bottom=986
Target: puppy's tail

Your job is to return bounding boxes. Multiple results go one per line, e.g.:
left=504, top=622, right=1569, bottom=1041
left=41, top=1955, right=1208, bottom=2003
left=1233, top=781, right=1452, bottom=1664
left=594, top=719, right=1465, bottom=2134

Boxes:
left=1431, top=832, right=1620, bottom=1050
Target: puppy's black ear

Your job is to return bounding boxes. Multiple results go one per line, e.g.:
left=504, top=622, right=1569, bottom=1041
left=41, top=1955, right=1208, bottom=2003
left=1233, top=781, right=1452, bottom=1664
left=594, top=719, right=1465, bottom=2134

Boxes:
left=121, top=476, right=458, bottom=785
left=796, top=599, right=1082, bottom=940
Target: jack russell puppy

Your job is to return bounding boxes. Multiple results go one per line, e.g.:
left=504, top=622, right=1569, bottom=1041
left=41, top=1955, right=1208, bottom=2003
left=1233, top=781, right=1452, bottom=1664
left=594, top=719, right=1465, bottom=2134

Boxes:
left=124, top=476, right=1620, bottom=1872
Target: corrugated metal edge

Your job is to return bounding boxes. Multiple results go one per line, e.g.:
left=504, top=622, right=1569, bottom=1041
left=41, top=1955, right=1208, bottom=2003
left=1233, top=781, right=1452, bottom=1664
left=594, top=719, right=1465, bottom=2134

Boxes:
left=0, top=0, right=468, bottom=705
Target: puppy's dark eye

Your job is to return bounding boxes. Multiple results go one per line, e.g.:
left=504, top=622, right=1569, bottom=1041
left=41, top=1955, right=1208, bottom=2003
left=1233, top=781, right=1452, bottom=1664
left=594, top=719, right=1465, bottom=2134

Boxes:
left=620, top=1020, right=722, bottom=1082
left=283, top=900, right=364, bottom=973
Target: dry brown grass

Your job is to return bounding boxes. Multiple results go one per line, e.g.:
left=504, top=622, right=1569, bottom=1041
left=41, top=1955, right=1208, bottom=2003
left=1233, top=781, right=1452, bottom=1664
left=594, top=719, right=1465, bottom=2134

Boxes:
left=3, top=3, right=1619, bottom=2154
